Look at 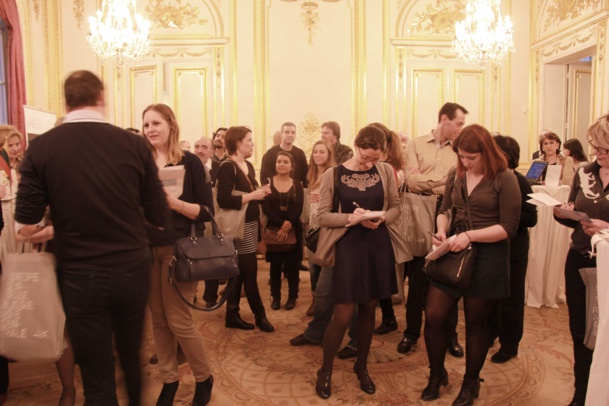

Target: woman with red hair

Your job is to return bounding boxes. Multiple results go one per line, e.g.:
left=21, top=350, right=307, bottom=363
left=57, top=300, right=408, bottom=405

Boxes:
left=422, top=124, right=521, bottom=405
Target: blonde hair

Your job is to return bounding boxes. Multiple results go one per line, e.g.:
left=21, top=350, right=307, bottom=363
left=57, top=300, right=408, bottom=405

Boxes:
left=587, top=113, right=609, bottom=151
left=307, top=140, right=335, bottom=189
left=0, top=124, right=21, bottom=147
left=142, top=104, right=183, bottom=165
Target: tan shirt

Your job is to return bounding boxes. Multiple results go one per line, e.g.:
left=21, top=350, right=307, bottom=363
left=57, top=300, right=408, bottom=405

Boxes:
left=405, top=132, right=457, bottom=195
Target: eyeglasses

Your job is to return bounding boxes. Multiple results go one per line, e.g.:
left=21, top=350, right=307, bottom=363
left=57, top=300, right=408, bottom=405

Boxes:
left=357, top=147, right=381, bottom=164
left=590, top=143, right=609, bottom=155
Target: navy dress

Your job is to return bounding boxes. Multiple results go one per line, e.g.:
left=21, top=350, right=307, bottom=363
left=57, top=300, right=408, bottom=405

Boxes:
left=332, top=165, right=397, bottom=303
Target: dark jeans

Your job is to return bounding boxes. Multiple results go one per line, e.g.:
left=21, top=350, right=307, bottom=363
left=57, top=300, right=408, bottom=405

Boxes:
left=270, top=258, right=299, bottom=299
left=226, top=253, right=266, bottom=317
left=203, top=279, right=219, bottom=303
left=309, top=261, right=321, bottom=292
left=488, top=232, right=529, bottom=350
left=58, top=256, right=151, bottom=406
left=564, top=248, right=595, bottom=404
left=404, top=256, right=458, bottom=341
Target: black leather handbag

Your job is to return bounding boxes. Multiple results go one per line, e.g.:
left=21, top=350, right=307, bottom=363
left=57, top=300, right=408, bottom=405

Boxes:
left=423, top=181, right=478, bottom=289
left=169, top=207, right=240, bottom=311
left=304, top=225, right=320, bottom=252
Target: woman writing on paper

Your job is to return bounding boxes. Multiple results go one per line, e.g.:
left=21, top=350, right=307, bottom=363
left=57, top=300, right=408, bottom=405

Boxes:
left=314, top=125, right=400, bottom=399
left=262, top=151, right=304, bottom=311
left=216, top=126, right=274, bottom=332
left=142, top=103, right=214, bottom=406
left=553, top=114, right=609, bottom=406
left=423, top=125, right=520, bottom=405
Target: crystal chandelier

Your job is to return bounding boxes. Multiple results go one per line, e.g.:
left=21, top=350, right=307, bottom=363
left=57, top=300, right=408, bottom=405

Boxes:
left=87, top=0, right=151, bottom=67
left=453, top=0, right=514, bottom=68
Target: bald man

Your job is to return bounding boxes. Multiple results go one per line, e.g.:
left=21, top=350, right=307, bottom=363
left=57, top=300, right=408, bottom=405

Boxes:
left=194, top=136, right=220, bottom=186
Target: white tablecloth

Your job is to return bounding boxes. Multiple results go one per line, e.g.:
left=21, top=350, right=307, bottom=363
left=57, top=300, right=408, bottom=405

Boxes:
left=587, top=237, right=609, bottom=405
left=525, top=185, right=571, bottom=308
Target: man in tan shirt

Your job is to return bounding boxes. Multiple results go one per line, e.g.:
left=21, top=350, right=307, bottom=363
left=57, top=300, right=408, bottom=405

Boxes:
left=397, top=102, right=468, bottom=358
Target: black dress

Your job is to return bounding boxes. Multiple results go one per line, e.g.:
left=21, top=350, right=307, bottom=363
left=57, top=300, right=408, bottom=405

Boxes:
left=332, top=165, right=397, bottom=303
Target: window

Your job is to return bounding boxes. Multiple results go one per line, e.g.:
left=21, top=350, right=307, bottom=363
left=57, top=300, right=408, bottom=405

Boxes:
left=0, top=18, right=7, bottom=124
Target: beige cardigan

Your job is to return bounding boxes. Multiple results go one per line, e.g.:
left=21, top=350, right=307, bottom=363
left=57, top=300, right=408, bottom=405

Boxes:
left=315, top=162, right=408, bottom=263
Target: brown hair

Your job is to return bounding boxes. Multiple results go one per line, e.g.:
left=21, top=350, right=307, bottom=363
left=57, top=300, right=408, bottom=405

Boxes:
left=453, top=124, right=507, bottom=180
left=224, top=126, right=251, bottom=156
left=142, top=104, right=183, bottom=165
left=321, top=121, right=341, bottom=140
left=307, top=140, right=335, bottom=189
left=354, top=125, right=386, bottom=151
left=563, top=138, right=589, bottom=163
left=276, top=151, right=296, bottom=178
left=370, top=122, right=404, bottom=171
left=539, top=132, right=562, bottom=156
left=438, top=102, right=468, bottom=123
left=64, top=70, right=104, bottom=109
left=280, top=122, right=296, bottom=132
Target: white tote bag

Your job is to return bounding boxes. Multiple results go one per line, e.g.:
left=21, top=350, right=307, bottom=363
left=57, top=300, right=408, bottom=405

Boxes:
left=0, top=250, right=66, bottom=361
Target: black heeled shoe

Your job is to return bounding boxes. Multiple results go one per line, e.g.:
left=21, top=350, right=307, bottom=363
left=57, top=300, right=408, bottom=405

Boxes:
left=452, top=376, right=482, bottom=406
left=156, top=381, right=179, bottom=406
left=421, top=368, right=448, bottom=401
left=225, top=313, right=255, bottom=330
left=353, top=363, right=376, bottom=394
left=315, top=369, right=332, bottom=399
left=192, top=375, right=213, bottom=406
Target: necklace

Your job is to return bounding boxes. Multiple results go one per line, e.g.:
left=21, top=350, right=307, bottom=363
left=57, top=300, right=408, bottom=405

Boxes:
left=279, top=190, right=290, bottom=211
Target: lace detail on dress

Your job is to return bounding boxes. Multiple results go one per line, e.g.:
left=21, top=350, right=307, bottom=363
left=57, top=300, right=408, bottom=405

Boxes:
left=340, top=173, right=381, bottom=191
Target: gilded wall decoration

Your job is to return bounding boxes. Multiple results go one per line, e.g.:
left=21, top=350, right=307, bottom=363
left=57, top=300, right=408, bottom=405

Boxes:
left=147, top=47, right=211, bottom=58
left=32, top=0, right=41, bottom=20
left=299, top=112, right=320, bottom=157
left=279, top=0, right=342, bottom=46
left=145, top=0, right=207, bottom=29
left=407, top=48, right=457, bottom=59
left=411, top=0, right=465, bottom=35
left=213, top=46, right=223, bottom=85
left=72, top=0, right=85, bottom=29
left=543, top=0, right=600, bottom=32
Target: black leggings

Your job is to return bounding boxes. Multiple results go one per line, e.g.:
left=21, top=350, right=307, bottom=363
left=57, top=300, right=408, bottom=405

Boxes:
left=424, top=285, right=495, bottom=379
left=226, top=252, right=266, bottom=317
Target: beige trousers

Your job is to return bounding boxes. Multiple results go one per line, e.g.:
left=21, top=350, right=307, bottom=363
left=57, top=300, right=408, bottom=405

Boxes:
left=149, top=245, right=211, bottom=383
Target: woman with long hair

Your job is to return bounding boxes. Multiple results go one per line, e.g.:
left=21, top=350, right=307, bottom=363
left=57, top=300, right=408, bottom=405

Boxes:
left=562, top=138, right=589, bottom=171
left=305, top=140, right=335, bottom=315
left=423, top=124, right=520, bottom=405
left=535, top=132, right=575, bottom=186
left=216, top=126, right=274, bottom=332
left=262, top=151, right=305, bottom=310
left=314, top=125, right=400, bottom=399
left=553, top=114, right=609, bottom=406
left=142, top=103, right=214, bottom=406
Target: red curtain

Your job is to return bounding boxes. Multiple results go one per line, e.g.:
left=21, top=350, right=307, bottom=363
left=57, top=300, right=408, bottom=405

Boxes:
left=0, top=0, right=27, bottom=138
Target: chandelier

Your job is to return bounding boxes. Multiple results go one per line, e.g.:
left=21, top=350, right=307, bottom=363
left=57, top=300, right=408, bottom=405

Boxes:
left=453, top=0, right=514, bottom=68
left=87, top=0, right=151, bottom=67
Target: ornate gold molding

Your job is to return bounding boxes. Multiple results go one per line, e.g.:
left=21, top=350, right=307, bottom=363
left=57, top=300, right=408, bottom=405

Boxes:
left=543, top=0, right=600, bottom=32
left=145, top=0, right=207, bottom=29
left=410, top=0, right=465, bottom=35
left=540, top=29, right=595, bottom=58
left=73, top=0, right=84, bottom=29
left=453, top=69, right=485, bottom=122
left=129, top=65, right=159, bottom=128
left=173, top=67, right=208, bottom=136
left=299, top=112, right=320, bottom=157
left=278, top=0, right=342, bottom=46
left=32, top=0, right=40, bottom=20
left=148, top=47, right=212, bottom=58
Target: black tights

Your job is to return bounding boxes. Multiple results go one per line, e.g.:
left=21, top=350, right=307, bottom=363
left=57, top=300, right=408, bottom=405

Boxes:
left=321, top=301, right=377, bottom=371
left=424, top=285, right=495, bottom=379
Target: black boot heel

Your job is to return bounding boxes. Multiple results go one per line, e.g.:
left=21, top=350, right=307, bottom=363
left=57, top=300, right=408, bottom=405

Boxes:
left=421, top=368, right=448, bottom=401
left=156, top=381, right=179, bottom=406
left=353, top=363, right=376, bottom=394
left=452, top=376, right=483, bottom=406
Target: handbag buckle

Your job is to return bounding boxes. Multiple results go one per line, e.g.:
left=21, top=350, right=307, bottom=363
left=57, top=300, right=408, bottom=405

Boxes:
left=169, top=256, right=176, bottom=267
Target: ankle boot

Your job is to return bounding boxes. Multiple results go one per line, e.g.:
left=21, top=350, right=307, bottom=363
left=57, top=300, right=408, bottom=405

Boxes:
left=284, top=297, right=297, bottom=310
left=192, top=375, right=213, bottom=406
left=453, top=376, right=482, bottom=406
left=353, top=363, right=376, bottom=394
left=255, top=314, right=275, bottom=332
left=421, top=368, right=448, bottom=401
left=315, top=369, right=332, bottom=399
left=225, top=312, right=254, bottom=330
left=156, top=381, right=179, bottom=406
left=270, top=297, right=280, bottom=310
left=306, top=295, right=316, bottom=316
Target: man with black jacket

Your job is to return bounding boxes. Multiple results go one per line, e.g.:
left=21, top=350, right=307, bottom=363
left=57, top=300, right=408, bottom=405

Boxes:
left=15, top=70, right=169, bottom=405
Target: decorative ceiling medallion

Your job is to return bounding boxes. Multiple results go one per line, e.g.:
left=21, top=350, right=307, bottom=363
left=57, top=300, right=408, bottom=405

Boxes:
left=145, top=0, right=207, bottom=29
left=411, top=0, right=465, bottom=35
left=544, top=0, right=600, bottom=32
left=73, top=0, right=85, bottom=29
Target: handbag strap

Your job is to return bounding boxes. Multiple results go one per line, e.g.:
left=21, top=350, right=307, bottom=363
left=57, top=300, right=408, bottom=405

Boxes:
left=461, top=178, right=475, bottom=231
left=169, top=271, right=237, bottom=312
left=331, top=165, right=340, bottom=213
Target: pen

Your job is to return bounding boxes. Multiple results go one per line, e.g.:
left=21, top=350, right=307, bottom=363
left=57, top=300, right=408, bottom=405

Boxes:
left=426, top=230, right=436, bottom=237
left=353, top=201, right=363, bottom=209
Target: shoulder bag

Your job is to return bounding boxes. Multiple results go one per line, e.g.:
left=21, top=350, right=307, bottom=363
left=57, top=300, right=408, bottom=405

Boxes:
left=169, top=206, right=240, bottom=311
left=214, top=159, right=249, bottom=240
left=423, top=179, right=478, bottom=289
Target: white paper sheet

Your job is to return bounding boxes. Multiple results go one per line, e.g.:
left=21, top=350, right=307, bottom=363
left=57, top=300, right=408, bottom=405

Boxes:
left=545, top=164, right=562, bottom=187
left=159, top=165, right=185, bottom=198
